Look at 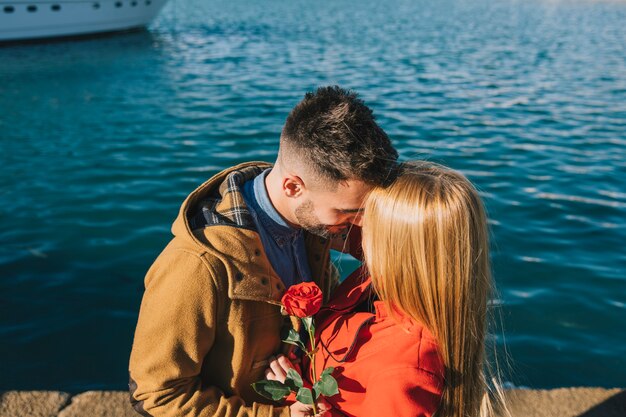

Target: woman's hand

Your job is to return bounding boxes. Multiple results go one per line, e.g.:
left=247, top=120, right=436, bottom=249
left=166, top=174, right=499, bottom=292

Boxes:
left=290, top=400, right=331, bottom=417
left=265, top=354, right=297, bottom=383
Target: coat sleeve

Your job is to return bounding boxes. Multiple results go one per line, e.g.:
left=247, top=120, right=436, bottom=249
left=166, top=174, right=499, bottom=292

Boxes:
left=359, top=367, right=443, bottom=417
left=128, top=247, right=289, bottom=417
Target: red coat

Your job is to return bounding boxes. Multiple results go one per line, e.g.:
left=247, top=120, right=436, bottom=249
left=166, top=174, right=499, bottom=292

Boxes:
left=310, top=269, right=444, bottom=417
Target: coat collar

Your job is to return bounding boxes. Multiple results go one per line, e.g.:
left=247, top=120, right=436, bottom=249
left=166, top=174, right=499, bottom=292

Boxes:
left=170, top=162, right=333, bottom=303
left=315, top=266, right=372, bottom=329
left=247, top=169, right=302, bottom=247
left=172, top=161, right=270, bottom=240
left=314, top=266, right=375, bottom=363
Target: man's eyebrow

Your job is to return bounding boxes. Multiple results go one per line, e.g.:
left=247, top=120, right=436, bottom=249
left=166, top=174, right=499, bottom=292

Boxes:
left=339, top=208, right=365, bottom=213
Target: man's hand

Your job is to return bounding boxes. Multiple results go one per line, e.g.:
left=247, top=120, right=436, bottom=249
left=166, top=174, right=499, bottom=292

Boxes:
left=265, top=354, right=296, bottom=383
left=265, top=355, right=332, bottom=417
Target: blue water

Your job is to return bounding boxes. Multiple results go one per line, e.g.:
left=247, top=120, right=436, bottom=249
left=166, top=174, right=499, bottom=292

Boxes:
left=1, top=0, right=625, bottom=391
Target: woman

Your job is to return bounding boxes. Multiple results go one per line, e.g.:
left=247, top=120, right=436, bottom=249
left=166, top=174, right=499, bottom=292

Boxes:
left=267, top=161, right=506, bottom=417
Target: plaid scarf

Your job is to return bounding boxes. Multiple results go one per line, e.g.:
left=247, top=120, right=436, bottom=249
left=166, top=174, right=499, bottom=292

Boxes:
left=188, top=164, right=269, bottom=231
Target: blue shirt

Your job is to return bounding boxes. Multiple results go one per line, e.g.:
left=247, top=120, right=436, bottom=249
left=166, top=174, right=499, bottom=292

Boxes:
left=241, top=169, right=312, bottom=288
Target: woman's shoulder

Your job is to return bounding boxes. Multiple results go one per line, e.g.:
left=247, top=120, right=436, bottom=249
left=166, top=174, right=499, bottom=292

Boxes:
left=370, top=302, right=444, bottom=381
left=356, top=316, right=445, bottom=415
left=415, top=325, right=445, bottom=382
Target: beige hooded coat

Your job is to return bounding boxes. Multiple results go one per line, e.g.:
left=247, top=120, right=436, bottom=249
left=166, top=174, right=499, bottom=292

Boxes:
left=129, top=162, right=340, bottom=417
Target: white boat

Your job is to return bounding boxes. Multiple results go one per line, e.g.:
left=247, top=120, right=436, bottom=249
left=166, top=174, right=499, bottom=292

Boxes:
left=0, top=0, right=168, bottom=42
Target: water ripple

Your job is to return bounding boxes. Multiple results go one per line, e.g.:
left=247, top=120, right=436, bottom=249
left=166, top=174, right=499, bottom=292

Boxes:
left=1, top=0, right=626, bottom=391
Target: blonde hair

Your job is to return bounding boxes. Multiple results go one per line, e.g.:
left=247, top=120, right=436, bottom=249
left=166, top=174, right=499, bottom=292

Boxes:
left=362, top=161, right=507, bottom=417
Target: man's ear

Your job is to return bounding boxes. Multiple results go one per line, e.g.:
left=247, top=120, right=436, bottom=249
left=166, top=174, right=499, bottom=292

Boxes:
left=283, top=176, right=305, bottom=198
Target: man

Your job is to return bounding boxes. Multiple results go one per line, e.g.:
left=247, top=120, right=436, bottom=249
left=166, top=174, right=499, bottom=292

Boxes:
left=129, top=86, right=398, bottom=417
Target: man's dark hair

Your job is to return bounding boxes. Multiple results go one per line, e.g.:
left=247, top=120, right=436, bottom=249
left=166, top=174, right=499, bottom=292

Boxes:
left=281, top=86, right=398, bottom=187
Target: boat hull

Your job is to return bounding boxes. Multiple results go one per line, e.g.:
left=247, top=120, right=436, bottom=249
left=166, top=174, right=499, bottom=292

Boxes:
left=0, top=0, right=168, bottom=42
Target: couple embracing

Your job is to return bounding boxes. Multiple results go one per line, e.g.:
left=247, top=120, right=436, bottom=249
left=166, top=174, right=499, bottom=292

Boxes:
left=129, top=86, right=504, bottom=417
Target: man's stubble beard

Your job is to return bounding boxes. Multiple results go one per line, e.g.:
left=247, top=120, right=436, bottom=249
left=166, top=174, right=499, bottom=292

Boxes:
left=294, top=199, right=331, bottom=238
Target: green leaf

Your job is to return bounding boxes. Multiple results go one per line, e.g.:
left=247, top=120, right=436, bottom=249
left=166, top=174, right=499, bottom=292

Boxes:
left=282, top=339, right=301, bottom=349
left=284, top=377, right=298, bottom=392
left=251, top=380, right=291, bottom=401
left=284, top=328, right=303, bottom=344
left=282, top=329, right=306, bottom=349
left=313, top=372, right=339, bottom=397
left=312, top=385, right=321, bottom=400
left=301, top=316, right=315, bottom=334
left=286, top=368, right=303, bottom=388
left=295, top=387, right=314, bottom=405
left=321, top=366, right=334, bottom=378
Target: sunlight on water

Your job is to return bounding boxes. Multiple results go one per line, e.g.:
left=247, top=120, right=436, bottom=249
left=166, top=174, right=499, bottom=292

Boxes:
left=0, top=0, right=625, bottom=391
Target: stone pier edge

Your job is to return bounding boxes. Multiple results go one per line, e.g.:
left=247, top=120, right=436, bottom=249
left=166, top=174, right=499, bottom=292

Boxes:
left=1, top=387, right=625, bottom=417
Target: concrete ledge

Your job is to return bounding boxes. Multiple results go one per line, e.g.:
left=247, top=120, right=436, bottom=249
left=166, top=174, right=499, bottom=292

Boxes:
left=0, top=391, right=70, bottom=417
left=505, top=388, right=625, bottom=417
left=57, top=391, right=137, bottom=417
left=1, top=388, right=624, bottom=417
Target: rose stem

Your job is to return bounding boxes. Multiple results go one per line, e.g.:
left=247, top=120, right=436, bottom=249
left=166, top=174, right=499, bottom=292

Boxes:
left=307, top=324, right=319, bottom=415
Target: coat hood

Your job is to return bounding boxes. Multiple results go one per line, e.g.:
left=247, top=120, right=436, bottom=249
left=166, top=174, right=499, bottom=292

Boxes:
left=171, top=161, right=272, bottom=246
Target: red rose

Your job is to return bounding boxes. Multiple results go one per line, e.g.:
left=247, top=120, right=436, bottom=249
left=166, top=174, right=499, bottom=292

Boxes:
left=281, top=282, right=323, bottom=318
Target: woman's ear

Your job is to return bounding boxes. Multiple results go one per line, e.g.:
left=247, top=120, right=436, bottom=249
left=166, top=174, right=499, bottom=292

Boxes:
left=283, top=176, right=305, bottom=198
